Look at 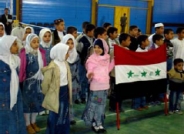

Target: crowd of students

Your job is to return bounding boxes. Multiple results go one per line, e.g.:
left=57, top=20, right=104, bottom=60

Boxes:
left=0, top=18, right=184, bottom=134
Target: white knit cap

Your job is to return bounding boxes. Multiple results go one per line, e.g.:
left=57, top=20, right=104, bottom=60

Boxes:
left=154, top=23, right=164, bottom=28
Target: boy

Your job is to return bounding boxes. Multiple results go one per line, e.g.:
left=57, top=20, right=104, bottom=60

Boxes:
left=164, top=29, right=174, bottom=71
left=151, top=34, right=164, bottom=50
left=109, top=33, right=131, bottom=112
left=148, top=23, right=164, bottom=49
left=76, top=21, right=90, bottom=42
left=168, top=58, right=184, bottom=115
left=77, top=24, right=95, bottom=103
left=129, top=25, right=139, bottom=51
left=107, top=27, right=119, bottom=51
left=94, top=27, right=107, bottom=40
left=67, top=26, right=78, bottom=39
left=133, top=35, right=150, bottom=111
left=103, top=22, right=111, bottom=31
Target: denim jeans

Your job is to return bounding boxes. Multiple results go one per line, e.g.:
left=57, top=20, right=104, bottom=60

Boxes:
left=133, top=97, right=146, bottom=109
left=169, top=89, right=182, bottom=111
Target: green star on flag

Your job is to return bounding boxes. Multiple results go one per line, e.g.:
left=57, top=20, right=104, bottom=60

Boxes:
left=155, top=69, right=161, bottom=76
left=141, top=71, right=147, bottom=77
left=127, top=70, right=134, bottom=78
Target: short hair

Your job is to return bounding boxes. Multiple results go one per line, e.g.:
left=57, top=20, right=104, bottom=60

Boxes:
left=103, top=22, right=111, bottom=29
left=176, top=27, right=184, bottom=34
left=85, top=24, right=95, bottom=34
left=82, top=21, right=90, bottom=29
left=94, top=27, right=106, bottom=38
left=174, top=58, right=183, bottom=66
left=54, top=19, right=64, bottom=25
left=107, top=27, right=118, bottom=36
left=119, top=33, right=130, bottom=43
left=164, top=29, right=173, bottom=35
left=129, top=25, right=138, bottom=31
left=152, top=34, right=163, bottom=43
left=4, top=8, right=9, bottom=11
left=137, top=35, right=148, bottom=45
left=66, top=26, right=77, bottom=34
left=138, top=29, right=141, bottom=32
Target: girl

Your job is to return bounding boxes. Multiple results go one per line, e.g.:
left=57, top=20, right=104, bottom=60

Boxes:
left=62, top=34, right=80, bottom=125
left=39, top=28, right=52, bottom=65
left=53, top=18, right=66, bottom=45
left=0, top=22, right=6, bottom=39
left=82, top=39, right=114, bottom=133
left=19, top=33, right=46, bottom=134
left=0, top=35, right=26, bottom=134
left=41, top=43, right=72, bottom=134
left=22, top=26, right=34, bottom=46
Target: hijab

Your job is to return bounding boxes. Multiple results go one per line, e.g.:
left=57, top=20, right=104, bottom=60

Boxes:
left=0, top=35, right=20, bottom=110
left=94, top=39, right=105, bottom=55
left=39, top=28, right=52, bottom=48
left=0, top=22, right=6, bottom=39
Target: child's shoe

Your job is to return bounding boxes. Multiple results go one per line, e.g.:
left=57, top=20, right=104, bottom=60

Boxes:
left=142, top=106, right=149, bottom=110
left=136, top=107, right=143, bottom=111
left=169, top=111, right=174, bottom=115
left=91, top=126, right=100, bottom=133
left=70, top=120, right=76, bottom=125
left=31, top=123, right=40, bottom=132
left=26, top=125, right=36, bottom=134
left=175, top=110, right=183, bottom=115
left=99, top=125, right=107, bottom=133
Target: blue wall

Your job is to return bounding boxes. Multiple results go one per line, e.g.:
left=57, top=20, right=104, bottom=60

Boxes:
left=98, top=0, right=148, bottom=34
left=22, top=0, right=91, bottom=32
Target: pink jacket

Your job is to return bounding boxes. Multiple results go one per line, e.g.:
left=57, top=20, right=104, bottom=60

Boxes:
left=19, top=48, right=47, bottom=82
left=85, top=38, right=115, bottom=91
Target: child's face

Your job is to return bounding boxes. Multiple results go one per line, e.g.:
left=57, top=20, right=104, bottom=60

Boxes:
left=178, top=30, right=184, bottom=39
left=30, top=37, right=39, bottom=50
left=98, top=32, right=107, bottom=40
left=165, top=31, right=174, bottom=40
left=87, top=29, right=94, bottom=38
left=56, top=22, right=65, bottom=32
left=121, top=36, right=131, bottom=47
left=66, top=39, right=74, bottom=50
left=72, top=31, right=78, bottom=39
left=65, top=52, right=69, bottom=60
left=156, top=26, right=164, bottom=34
left=0, top=25, right=4, bottom=37
left=110, top=31, right=118, bottom=39
left=130, top=28, right=138, bottom=37
left=10, top=40, right=19, bottom=54
left=25, top=28, right=32, bottom=34
left=175, top=62, right=183, bottom=72
left=43, top=31, right=51, bottom=43
left=94, top=45, right=103, bottom=55
left=155, top=38, right=164, bottom=46
left=142, top=38, right=150, bottom=47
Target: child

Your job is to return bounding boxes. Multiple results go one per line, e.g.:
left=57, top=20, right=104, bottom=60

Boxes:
left=62, top=34, right=80, bottom=125
left=0, top=36, right=26, bottom=134
left=76, top=21, right=90, bottom=42
left=53, top=18, right=66, bottom=45
left=22, top=26, right=34, bottom=46
left=107, top=27, right=119, bottom=50
left=39, top=28, right=52, bottom=65
left=19, top=33, right=47, bottom=133
left=77, top=24, right=95, bottom=103
left=129, top=25, right=139, bottom=51
left=168, top=58, right=184, bottom=115
left=94, top=27, right=107, bottom=40
left=67, top=26, right=78, bottom=39
left=148, top=23, right=164, bottom=49
left=0, top=22, right=5, bottom=39
left=82, top=38, right=114, bottom=133
left=133, top=35, right=150, bottom=111
left=103, top=22, right=111, bottom=31
left=41, top=43, right=72, bottom=134
left=109, top=33, right=131, bottom=112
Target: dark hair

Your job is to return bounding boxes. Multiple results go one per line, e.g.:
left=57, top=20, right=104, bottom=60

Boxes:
left=138, top=29, right=141, bottom=32
left=176, top=27, right=184, bottom=34
left=54, top=19, right=64, bottom=25
left=107, top=27, right=118, bottom=36
left=119, top=33, right=130, bottom=43
left=152, top=34, right=163, bottom=43
left=137, top=35, right=148, bottom=45
left=155, top=27, right=163, bottom=31
left=85, top=24, right=95, bottom=34
left=66, top=26, right=77, bottom=34
left=174, top=58, right=183, bottom=66
left=103, top=23, right=111, bottom=29
left=82, top=21, right=90, bottom=29
left=94, top=27, right=106, bottom=38
left=129, top=25, right=138, bottom=31
left=164, top=29, right=173, bottom=35
left=4, top=8, right=9, bottom=11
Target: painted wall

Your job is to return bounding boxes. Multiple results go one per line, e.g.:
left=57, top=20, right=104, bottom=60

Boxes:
left=22, top=0, right=91, bottom=32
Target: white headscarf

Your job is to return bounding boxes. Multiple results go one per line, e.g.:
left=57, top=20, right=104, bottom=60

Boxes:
left=25, top=33, right=44, bottom=80
left=62, top=34, right=78, bottom=64
left=39, top=28, right=52, bottom=48
left=0, top=35, right=20, bottom=110
left=0, top=22, right=6, bottom=39
left=23, top=26, right=34, bottom=35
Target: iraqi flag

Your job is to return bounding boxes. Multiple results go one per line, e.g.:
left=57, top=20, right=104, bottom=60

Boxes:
left=114, top=45, right=167, bottom=100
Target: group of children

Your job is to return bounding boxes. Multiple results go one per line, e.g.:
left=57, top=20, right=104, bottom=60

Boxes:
left=0, top=19, right=184, bottom=134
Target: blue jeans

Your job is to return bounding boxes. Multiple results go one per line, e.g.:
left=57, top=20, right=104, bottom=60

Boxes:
left=169, top=90, right=182, bottom=111
left=133, top=97, right=146, bottom=109
left=167, top=58, right=173, bottom=71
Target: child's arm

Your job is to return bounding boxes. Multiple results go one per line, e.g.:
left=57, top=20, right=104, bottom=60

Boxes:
left=109, top=58, right=115, bottom=72
left=86, top=62, right=95, bottom=80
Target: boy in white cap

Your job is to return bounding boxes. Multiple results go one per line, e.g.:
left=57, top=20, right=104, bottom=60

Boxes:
left=148, top=23, right=164, bottom=49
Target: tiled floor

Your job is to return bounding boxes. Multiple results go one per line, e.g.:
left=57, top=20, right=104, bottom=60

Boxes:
left=37, top=100, right=184, bottom=134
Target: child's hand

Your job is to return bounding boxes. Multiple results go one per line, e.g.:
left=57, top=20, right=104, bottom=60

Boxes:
left=87, top=73, right=94, bottom=79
